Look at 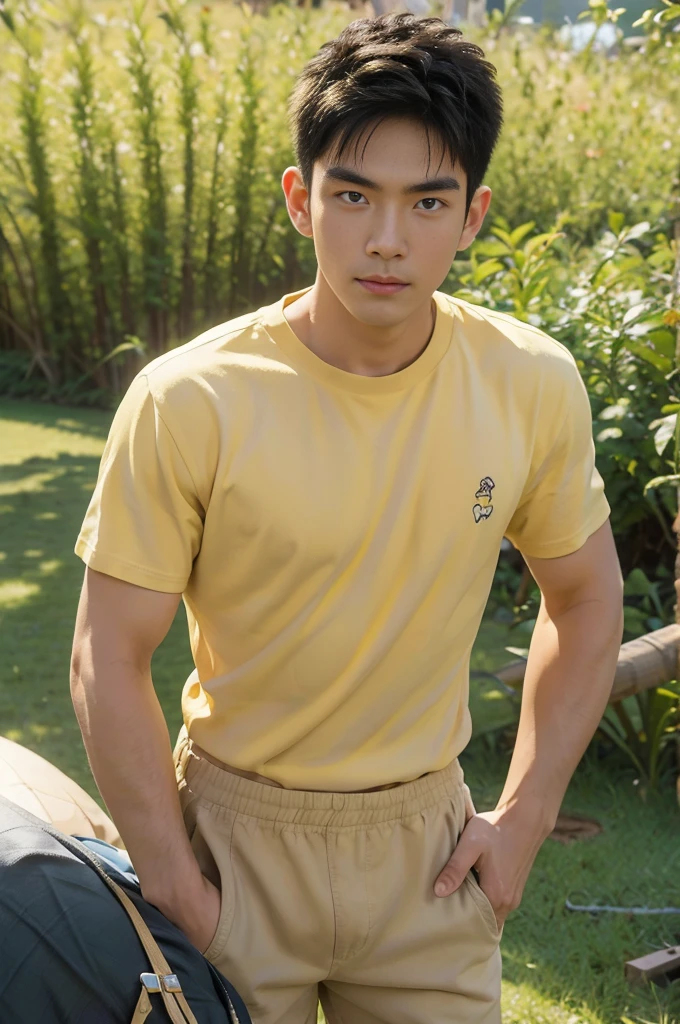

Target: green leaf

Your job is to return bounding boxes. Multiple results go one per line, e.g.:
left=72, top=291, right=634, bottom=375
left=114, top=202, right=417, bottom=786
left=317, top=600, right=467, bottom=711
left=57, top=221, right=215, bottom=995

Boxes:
left=99, top=340, right=146, bottom=364
left=625, top=339, right=672, bottom=374
left=505, top=646, right=529, bottom=658
left=647, top=328, right=676, bottom=357
left=625, top=567, right=654, bottom=597
left=608, top=211, right=625, bottom=235
left=490, top=226, right=515, bottom=249
left=473, top=239, right=512, bottom=258
left=652, top=414, right=677, bottom=456
left=655, top=3, right=680, bottom=21
left=621, top=222, right=651, bottom=243
left=523, top=232, right=562, bottom=258
left=623, top=302, right=652, bottom=327
left=509, top=222, right=536, bottom=248
left=644, top=474, right=680, bottom=494
left=599, top=403, right=628, bottom=420
left=472, top=259, right=504, bottom=284
left=0, top=9, right=16, bottom=33
left=597, top=427, right=623, bottom=442
left=632, top=8, right=654, bottom=26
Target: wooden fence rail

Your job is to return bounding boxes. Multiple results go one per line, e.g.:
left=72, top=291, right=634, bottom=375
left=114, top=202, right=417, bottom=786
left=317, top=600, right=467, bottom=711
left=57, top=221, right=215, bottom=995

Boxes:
left=493, top=624, right=680, bottom=701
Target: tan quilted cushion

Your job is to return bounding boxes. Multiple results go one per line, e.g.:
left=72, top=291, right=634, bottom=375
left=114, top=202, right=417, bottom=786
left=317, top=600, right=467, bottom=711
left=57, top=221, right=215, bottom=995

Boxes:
left=0, top=737, right=123, bottom=848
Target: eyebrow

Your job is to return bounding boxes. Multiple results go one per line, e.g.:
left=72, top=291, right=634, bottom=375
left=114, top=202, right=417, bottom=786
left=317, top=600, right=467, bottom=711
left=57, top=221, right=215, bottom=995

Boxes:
left=323, top=166, right=461, bottom=195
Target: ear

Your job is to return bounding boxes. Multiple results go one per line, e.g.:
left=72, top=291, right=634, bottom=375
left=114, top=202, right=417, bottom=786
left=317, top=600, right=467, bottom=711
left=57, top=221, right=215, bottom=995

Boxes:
left=457, top=186, right=492, bottom=252
left=282, top=166, right=313, bottom=238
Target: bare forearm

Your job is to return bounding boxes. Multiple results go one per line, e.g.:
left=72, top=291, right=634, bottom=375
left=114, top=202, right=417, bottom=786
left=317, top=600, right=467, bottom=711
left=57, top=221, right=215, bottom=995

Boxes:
left=497, top=597, right=623, bottom=832
left=71, top=654, right=202, bottom=909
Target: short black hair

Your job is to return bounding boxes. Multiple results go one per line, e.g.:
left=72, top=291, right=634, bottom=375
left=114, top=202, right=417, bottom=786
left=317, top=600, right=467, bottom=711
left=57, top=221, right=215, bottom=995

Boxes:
left=289, top=13, right=503, bottom=210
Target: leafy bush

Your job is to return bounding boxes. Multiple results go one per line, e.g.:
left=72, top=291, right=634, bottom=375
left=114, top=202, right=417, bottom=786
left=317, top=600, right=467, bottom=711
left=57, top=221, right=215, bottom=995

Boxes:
left=1, top=0, right=679, bottom=401
left=448, top=210, right=679, bottom=615
left=0, top=0, right=347, bottom=399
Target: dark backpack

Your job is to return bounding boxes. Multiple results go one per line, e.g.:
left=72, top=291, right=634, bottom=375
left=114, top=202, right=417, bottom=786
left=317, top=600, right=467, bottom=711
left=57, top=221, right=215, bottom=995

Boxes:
left=0, top=795, right=252, bottom=1024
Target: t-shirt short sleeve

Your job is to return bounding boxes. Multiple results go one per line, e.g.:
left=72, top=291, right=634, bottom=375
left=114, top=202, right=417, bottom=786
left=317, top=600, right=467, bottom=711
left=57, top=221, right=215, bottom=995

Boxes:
left=505, top=362, right=610, bottom=559
left=75, top=374, right=204, bottom=592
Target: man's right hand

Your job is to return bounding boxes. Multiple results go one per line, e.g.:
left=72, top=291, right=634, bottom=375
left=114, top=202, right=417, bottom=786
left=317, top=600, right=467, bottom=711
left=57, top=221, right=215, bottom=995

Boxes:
left=147, top=874, right=223, bottom=956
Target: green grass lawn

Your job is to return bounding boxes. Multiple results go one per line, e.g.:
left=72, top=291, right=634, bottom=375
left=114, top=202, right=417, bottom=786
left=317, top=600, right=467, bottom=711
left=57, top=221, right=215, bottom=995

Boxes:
left=1, top=397, right=679, bottom=1024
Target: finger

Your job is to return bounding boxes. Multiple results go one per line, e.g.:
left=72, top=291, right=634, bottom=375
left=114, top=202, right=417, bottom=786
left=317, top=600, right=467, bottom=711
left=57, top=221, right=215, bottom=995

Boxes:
left=434, top=829, right=479, bottom=897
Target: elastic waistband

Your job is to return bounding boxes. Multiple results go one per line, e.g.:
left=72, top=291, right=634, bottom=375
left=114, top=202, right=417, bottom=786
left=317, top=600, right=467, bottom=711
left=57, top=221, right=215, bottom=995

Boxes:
left=178, top=741, right=464, bottom=829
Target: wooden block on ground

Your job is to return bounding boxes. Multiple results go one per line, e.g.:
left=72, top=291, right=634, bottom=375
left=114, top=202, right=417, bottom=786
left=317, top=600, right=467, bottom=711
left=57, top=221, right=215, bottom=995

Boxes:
left=625, top=946, right=680, bottom=987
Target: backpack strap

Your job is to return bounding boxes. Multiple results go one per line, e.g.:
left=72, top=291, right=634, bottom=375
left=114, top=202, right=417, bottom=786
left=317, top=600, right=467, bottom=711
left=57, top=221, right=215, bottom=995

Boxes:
left=131, top=987, right=153, bottom=1022
left=68, top=838, right=243, bottom=1023
left=0, top=798, right=230, bottom=1024
left=94, top=865, right=200, bottom=1024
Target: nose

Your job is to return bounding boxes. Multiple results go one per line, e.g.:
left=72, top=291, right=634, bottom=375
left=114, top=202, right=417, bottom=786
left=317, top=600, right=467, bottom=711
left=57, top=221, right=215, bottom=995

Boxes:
left=366, top=208, right=407, bottom=261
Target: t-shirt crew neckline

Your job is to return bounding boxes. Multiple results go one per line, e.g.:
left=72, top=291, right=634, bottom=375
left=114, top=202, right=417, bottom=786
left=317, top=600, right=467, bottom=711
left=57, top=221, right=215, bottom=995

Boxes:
left=260, top=287, right=456, bottom=395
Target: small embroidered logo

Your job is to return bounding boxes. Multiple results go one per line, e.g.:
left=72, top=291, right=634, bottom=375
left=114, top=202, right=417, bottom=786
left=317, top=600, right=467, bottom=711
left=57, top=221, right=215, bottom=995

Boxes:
left=473, top=476, right=495, bottom=523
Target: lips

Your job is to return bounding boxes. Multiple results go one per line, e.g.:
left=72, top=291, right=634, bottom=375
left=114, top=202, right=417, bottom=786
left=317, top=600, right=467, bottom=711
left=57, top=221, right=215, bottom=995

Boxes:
left=356, top=277, right=409, bottom=295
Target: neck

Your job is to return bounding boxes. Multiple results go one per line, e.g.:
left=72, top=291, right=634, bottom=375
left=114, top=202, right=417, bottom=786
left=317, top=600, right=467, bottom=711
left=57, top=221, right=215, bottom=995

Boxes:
left=284, top=272, right=436, bottom=377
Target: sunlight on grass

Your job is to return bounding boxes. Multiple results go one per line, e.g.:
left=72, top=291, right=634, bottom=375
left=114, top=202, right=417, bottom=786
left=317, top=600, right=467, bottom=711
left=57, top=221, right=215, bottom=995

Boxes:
left=0, top=579, right=41, bottom=608
left=0, top=470, right=58, bottom=496
left=0, top=411, right=107, bottom=466
left=502, top=981, right=599, bottom=1024
left=38, top=559, right=62, bottom=575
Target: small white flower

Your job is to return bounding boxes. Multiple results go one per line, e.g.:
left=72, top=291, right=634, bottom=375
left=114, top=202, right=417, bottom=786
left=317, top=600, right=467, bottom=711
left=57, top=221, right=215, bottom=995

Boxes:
left=662, top=139, right=672, bottom=150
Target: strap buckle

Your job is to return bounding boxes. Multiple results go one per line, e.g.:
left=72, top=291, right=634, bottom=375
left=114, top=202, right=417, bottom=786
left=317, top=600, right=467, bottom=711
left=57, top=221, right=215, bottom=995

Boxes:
left=140, top=972, right=183, bottom=994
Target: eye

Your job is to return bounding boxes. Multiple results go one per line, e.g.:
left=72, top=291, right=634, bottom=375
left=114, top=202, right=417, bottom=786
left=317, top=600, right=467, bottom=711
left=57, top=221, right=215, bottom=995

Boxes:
left=339, top=191, right=367, bottom=205
left=416, top=197, right=444, bottom=211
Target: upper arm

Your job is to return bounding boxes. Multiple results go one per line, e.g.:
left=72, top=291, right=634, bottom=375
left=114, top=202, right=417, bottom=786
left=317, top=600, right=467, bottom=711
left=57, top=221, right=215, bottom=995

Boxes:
left=75, top=374, right=204, bottom=594
left=505, top=355, right=610, bottom=560
left=71, top=567, right=182, bottom=678
left=524, top=520, right=623, bottom=619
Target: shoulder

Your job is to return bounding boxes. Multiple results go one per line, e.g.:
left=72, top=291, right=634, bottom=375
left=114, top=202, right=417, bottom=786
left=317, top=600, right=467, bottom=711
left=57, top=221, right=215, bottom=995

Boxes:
left=441, top=293, right=581, bottom=390
left=115, top=305, right=284, bottom=481
left=139, top=307, right=273, bottom=405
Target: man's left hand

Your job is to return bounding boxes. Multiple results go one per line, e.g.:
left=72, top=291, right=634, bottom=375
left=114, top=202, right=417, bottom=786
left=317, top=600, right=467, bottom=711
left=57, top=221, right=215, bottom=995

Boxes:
left=433, top=804, right=547, bottom=928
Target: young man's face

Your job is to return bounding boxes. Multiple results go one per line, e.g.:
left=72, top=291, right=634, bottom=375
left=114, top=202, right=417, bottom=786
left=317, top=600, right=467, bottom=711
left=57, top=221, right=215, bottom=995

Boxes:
left=283, top=117, right=491, bottom=328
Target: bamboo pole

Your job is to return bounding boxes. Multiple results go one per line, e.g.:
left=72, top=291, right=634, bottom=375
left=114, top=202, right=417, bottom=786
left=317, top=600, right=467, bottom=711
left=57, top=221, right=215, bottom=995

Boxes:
left=672, top=169, right=680, bottom=800
left=494, top=623, right=680, bottom=702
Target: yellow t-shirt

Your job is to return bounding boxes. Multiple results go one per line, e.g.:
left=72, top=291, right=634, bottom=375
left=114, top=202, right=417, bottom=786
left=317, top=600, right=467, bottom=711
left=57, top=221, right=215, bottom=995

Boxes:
left=76, top=289, right=610, bottom=790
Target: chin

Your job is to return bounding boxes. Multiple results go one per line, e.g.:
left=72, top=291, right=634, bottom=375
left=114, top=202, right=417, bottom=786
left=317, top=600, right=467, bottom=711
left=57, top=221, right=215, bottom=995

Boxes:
left=339, top=288, right=420, bottom=328
left=347, top=304, right=408, bottom=329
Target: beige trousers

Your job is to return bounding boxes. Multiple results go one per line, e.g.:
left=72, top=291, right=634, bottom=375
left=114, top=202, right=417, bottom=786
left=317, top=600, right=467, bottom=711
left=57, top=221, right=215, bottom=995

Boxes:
left=175, top=732, right=502, bottom=1024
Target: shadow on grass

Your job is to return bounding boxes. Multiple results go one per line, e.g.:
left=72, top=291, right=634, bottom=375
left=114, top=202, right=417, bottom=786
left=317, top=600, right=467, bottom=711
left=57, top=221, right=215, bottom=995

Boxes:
left=0, top=449, right=192, bottom=797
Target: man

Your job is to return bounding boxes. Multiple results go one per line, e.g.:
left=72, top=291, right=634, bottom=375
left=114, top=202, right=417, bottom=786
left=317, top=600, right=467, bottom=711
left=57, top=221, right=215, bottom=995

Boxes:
left=71, top=14, right=623, bottom=1024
